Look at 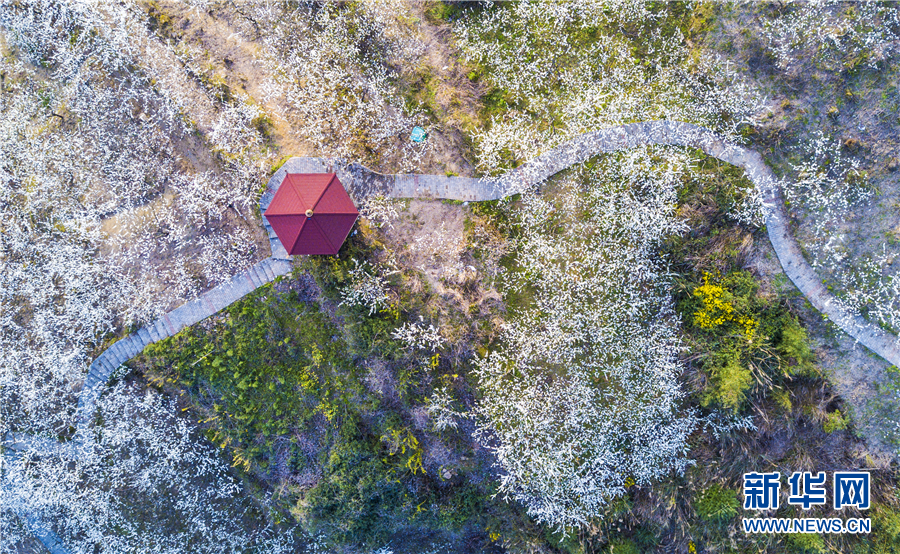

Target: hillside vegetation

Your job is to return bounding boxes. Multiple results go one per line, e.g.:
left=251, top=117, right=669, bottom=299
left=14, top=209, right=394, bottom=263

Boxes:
left=3, top=2, right=900, bottom=554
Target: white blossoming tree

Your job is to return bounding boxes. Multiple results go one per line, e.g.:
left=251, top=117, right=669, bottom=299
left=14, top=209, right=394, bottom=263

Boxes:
left=451, top=2, right=766, bottom=531
left=475, top=153, right=699, bottom=530
left=2, top=382, right=301, bottom=554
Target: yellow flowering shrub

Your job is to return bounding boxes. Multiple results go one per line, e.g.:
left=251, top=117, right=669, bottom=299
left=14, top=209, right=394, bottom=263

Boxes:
left=702, top=349, right=753, bottom=412
left=692, top=272, right=758, bottom=342
left=692, top=273, right=734, bottom=328
left=689, top=272, right=769, bottom=412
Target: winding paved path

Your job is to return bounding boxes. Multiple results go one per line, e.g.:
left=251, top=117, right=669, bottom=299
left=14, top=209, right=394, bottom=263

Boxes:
left=5, top=120, right=900, bottom=553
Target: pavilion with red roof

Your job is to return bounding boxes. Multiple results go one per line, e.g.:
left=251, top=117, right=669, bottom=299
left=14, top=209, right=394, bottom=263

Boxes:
left=263, top=173, right=359, bottom=256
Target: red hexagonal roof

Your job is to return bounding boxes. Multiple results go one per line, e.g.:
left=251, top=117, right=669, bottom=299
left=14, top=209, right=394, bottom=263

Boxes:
left=264, top=173, right=358, bottom=255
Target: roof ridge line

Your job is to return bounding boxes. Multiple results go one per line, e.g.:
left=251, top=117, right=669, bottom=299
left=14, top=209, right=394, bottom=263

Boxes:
left=310, top=214, right=340, bottom=253
left=288, top=217, right=309, bottom=254
left=311, top=173, right=338, bottom=212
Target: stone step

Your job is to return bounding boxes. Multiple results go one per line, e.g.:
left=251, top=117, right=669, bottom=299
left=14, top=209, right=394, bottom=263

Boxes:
left=259, top=260, right=274, bottom=282
left=96, top=355, right=113, bottom=375
left=146, top=323, right=160, bottom=343
left=271, top=259, right=292, bottom=276
left=179, top=303, right=201, bottom=328
left=204, top=291, right=223, bottom=313
left=249, top=265, right=265, bottom=288
left=102, top=351, right=120, bottom=371
left=88, top=357, right=104, bottom=374
left=230, top=277, right=251, bottom=299
left=106, top=352, right=124, bottom=371
left=137, top=327, right=151, bottom=347
left=153, top=319, right=169, bottom=340
left=245, top=266, right=260, bottom=288
left=110, top=341, right=125, bottom=361
left=267, top=259, right=280, bottom=281
left=116, top=338, right=133, bottom=359
left=124, top=336, right=141, bottom=358
left=265, top=259, right=280, bottom=278
left=172, top=302, right=194, bottom=328
left=162, top=315, right=178, bottom=336
left=268, top=258, right=285, bottom=279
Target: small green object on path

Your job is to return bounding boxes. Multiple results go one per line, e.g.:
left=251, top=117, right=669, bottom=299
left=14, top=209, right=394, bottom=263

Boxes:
left=410, top=126, right=427, bottom=143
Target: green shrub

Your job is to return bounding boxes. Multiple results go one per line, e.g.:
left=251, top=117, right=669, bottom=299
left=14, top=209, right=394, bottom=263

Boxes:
left=424, top=1, right=460, bottom=23
left=823, top=409, right=849, bottom=433
left=872, top=504, right=900, bottom=543
left=694, top=484, right=740, bottom=522
left=702, top=348, right=753, bottom=412
left=784, top=532, right=826, bottom=553
left=302, top=438, right=404, bottom=548
left=772, top=388, right=793, bottom=412
left=775, top=317, right=816, bottom=374
left=606, top=538, right=641, bottom=554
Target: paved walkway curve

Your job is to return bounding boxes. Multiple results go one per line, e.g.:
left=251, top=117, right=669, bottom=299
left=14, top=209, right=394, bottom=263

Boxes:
left=492, top=120, right=900, bottom=368
left=326, top=121, right=899, bottom=369
left=4, top=120, right=900, bottom=553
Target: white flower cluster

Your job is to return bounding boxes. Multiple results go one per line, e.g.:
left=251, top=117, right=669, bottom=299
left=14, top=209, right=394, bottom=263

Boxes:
left=209, top=99, right=264, bottom=158
left=474, top=152, right=699, bottom=531
left=426, top=386, right=462, bottom=433
left=454, top=1, right=764, bottom=175
left=339, top=259, right=392, bottom=316
left=698, top=410, right=757, bottom=440
left=781, top=131, right=871, bottom=224
left=761, top=0, right=900, bottom=72
left=391, top=318, right=445, bottom=352
left=0, top=0, right=266, bottom=323
left=729, top=180, right=768, bottom=228
left=359, top=195, right=400, bottom=229
left=1, top=383, right=302, bottom=553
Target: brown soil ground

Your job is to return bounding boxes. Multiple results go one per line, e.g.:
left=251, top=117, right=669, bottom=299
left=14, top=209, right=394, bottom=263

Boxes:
left=145, top=1, right=483, bottom=176
left=383, top=199, right=503, bottom=319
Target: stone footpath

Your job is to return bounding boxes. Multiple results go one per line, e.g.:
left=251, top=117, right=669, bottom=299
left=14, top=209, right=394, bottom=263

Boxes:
left=5, top=119, right=900, bottom=554
left=68, top=120, right=900, bottom=439
left=498, top=120, right=900, bottom=367
left=74, top=256, right=295, bottom=431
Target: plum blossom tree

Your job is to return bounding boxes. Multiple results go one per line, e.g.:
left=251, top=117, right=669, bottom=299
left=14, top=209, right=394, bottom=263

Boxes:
left=426, top=386, right=462, bottom=433
left=340, top=259, right=394, bottom=316
left=359, top=195, right=401, bottom=229
left=474, top=153, right=699, bottom=530
left=453, top=2, right=766, bottom=530
left=391, top=318, right=446, bottom=352
left=2, top=382, right=302, bottom=554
